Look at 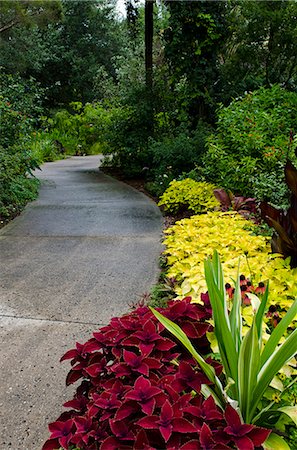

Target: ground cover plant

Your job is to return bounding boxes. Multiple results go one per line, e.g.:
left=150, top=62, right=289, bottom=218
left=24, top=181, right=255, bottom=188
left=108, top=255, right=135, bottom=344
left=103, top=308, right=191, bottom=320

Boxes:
left=43, top=296, right=274, bottom=450
left=163, top=212, right=297, bottom=313
left=158, top=179, right=219, bottom=215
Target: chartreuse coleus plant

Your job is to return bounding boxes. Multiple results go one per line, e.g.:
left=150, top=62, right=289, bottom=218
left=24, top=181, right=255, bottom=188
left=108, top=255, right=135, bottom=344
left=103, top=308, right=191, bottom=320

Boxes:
left=164, top=211, right=297, bottom=311
left=158, top=178, right=219, bottom=214
left=151, top=251, right=297, bottom=449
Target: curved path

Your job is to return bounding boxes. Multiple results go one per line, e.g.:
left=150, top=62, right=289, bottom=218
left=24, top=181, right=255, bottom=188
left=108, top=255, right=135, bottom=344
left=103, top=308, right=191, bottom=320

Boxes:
left=0, top=156, right=163, bottom=449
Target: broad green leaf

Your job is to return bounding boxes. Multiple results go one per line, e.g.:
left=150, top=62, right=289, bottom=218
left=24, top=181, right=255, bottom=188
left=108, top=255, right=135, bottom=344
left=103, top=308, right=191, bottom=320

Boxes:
left=261, top=299, right=297, bottom=367
left=263, top=432, right=291, bottom=450
left=150, top=307, right=225, bottom=407
left=238, top=320, right=260, bottom=422
left=204, top=256, right=238, bottom=391
left=251, top=328, right=297, bottom=418
left=278, top=406, right=297, bottom=426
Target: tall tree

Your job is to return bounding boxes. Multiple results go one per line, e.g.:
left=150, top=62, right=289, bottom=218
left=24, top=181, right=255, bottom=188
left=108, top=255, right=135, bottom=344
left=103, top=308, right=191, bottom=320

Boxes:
left=163, top=0, right=227, bottom=123
left=125, top=0, right=140, bottom=42
left=0, top=0, right=62, bottom=33
left=145, top=0, right=154, bottom=92
left=220, top=0, right=297, bottom=102
left=0, top=0, right=124, bottom=107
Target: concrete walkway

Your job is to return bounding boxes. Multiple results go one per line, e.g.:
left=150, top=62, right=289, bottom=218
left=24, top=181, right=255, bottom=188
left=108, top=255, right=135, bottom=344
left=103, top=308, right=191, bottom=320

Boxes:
left=0, top=156, right=163, bottom=449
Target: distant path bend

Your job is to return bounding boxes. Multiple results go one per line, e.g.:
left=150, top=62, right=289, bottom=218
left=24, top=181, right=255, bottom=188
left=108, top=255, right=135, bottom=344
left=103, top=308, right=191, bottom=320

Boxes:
left=0, top=155, right=163, bottom=449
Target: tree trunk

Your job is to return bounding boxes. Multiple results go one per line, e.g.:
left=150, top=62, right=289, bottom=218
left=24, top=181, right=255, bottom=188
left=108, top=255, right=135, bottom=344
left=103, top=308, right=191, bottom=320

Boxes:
left=145, top=0, right=154, bottom=133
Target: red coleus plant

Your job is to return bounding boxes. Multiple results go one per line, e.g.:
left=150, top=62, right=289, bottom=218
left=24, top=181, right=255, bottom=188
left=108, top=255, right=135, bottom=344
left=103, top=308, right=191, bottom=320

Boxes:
left=43, top=297, right=269, bottom=450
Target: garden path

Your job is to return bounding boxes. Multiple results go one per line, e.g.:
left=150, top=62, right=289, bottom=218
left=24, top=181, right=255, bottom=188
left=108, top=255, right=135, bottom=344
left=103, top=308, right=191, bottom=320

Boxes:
left=0, top=155, right=163, bottom=449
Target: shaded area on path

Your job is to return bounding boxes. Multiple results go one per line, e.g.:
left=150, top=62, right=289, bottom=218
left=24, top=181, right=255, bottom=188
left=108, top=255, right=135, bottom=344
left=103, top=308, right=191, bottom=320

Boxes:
left=0, top=156, right=163, bottom=449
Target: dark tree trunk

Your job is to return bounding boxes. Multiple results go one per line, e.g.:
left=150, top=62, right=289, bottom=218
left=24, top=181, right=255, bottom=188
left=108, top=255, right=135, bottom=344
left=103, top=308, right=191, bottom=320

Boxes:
left=145, top=0, right=154, bottom=133
left=145, top=0, right=154, bottom=92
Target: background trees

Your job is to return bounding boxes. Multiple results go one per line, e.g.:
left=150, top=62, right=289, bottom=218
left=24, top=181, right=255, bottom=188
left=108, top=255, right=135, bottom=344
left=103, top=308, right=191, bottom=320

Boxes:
left=1, top=0, right=297, bottom=217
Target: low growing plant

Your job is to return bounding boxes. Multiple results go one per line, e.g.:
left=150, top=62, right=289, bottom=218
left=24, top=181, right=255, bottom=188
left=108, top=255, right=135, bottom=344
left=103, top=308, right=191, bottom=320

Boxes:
left=151, top=251, right=297, bottom=448
left=43, top=297, right=270, bottom=450
left=158, top=179, right=219, bottom=215
left=164, top=211, right=297, bottom=310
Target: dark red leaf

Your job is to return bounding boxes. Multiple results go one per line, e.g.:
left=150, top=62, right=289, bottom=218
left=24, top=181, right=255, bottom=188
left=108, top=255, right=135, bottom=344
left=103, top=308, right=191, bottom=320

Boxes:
left=66, top=369, right=83, bottom=386
left=172, top=418, right=197, bottom=434
left=234, top=435, right=254, bottom=450
left=42, top=439, right=60, bottom=450
left=248, top=427, right=271, bottom=446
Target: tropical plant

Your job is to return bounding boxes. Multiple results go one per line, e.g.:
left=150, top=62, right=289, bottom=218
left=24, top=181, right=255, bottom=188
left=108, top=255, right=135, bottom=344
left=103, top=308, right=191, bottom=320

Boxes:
left=158, top=179, right=219, bottom=215
left=214, top=188, right=258, bottom=221
left=151, top=251, right=297, bottom=448
left=261, top=160, right=297, bottom=268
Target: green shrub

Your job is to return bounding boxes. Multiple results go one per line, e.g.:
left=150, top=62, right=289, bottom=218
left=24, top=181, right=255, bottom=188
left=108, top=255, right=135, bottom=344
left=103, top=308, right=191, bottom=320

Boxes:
left=101, top=99, right=153, bottom=178
left=202, top=85, right=297, bottom=207
left=45, top=102, right=113, bottom=155
left=148, top=122, right=211, bottom=182
left=0, top=147, right=39, bottom=219
left=158, top=178, right=219, bottom=214
left=30, top=132, right=61, bottom=163
left=0, top=73, right=42, bottom=221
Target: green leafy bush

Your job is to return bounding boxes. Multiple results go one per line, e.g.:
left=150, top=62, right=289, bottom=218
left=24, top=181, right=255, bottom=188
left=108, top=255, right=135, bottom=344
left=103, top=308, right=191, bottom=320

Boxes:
left=30, top=132, right=61, bottom=164
left=101, top=96, right=154, bottom=178
left=45, top=102, right=113, bottom=156
left=0, top=73, right=42, bottom=221
left=148, top=122, right=211, bottom=188
left=202, top=85, right=297, bottom=207
left=0, top=147, right=39, bottom=219
left=158, top=178, right=219, bottom=214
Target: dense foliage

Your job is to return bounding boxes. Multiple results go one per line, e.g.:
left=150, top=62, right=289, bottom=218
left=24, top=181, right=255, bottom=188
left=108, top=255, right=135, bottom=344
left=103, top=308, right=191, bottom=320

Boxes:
left=158, top=179, right=219, bottom=215
left=163, top=212, right=297, bottom=312
left=201, top=86, right=297, bottom=208
left=2, top=0, right=297, bottom=215
left=43, top=297, right=271, bottom=450
left=0, top=73, right=42, bottom=220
